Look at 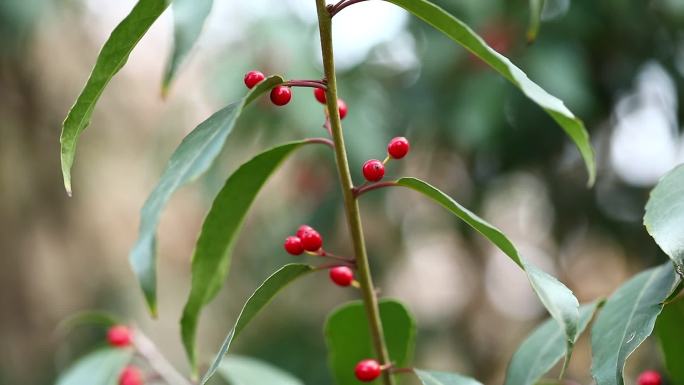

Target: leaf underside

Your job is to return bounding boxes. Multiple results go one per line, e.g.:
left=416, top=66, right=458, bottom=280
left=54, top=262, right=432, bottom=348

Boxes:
left=217, top=355, right=305, bottom=385
left=384, top=0, right=595, bottom=185
left=591, top=261, right=680, bottom=385
left=414, top=369, right=483, bottom=385
left=55, top=348, right=133, bottom=385
left=128, top=76, right=283, bottom=315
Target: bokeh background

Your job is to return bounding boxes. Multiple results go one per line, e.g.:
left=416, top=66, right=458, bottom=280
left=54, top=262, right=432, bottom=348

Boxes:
left=1, top=0, right=683, bottom=384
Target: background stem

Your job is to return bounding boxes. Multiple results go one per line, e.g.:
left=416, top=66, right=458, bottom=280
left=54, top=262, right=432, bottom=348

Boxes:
left=313, top=3, right=395, bottom=385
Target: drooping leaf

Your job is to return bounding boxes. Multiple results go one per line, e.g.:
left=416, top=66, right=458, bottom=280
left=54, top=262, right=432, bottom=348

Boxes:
left=384, top=0, right=595, bottom=185
left=55, top=348, right=133, bottom=385
left=217, top=355, right=304, bottom=385
left=395, top=177, right=579, bottom=354
left=325, top=299, right=416, bottom=385
left=60, top=0, right=170, bottom=195
left=591, top=261, right=680, bottom=385
left=527, top=0, right=545, bottom=43
left=414, top=369, right=483, bottom=385
left=129, top=76, right=283, bottom=315
left=505, top=301, right=602, bottom=385
left=644, top=164, right=684, bottom=277
left=656, top=298, right=684, bottom=385
left=199, top=264, right=314, bottom=384
left=181, top=140, right=325, bottom=372
left=162, top=0, right=213, bottom=94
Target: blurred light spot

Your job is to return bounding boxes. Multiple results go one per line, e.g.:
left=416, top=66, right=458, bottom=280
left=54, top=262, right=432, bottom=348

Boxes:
left=541, top=0, right=570, bottom=21
left=609, top=62, right=680, bottom=186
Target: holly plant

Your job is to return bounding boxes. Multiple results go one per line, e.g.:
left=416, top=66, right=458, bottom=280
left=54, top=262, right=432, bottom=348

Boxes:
left=55, top=1, right=684, bottom=385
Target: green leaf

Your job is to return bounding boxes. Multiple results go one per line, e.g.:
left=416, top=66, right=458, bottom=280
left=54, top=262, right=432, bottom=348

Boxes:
left=129, top=75, right=283, bottom=315
left=644, top=164, right=684, bottom=277
left=56, top=311, right=120, bottom=336
left=395, top=177, right=579, bottom=354
left=55, top=348, right=133, bottom=385
left=162, top=0, right=213, bottom=94
left=325, top=299, right=416, bottom=385
left=414, top=369, right=483, bottom=385
left=384, top=0, right=595, bottom=185
left=199, top=264, right=315, bottom=385
left=591, top=261, right=680, bottom=385
left=217, top=355, right=305, bottom=385
left=505, top=302, right=602, bottom=385
left=656, top=299, right=684, bottom=385
left=527, top=0, right=545, bottom=43
left=181, top=139, right=325, bottom=372
left=60, top=0, right=170, bottom=195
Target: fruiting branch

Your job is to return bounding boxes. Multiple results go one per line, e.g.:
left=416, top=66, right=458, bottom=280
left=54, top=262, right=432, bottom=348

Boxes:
left=314, top=2, right=395, bottom=385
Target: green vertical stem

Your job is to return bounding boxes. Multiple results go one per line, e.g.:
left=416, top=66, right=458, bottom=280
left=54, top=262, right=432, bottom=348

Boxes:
left=314, top=3, right=395, bottom=385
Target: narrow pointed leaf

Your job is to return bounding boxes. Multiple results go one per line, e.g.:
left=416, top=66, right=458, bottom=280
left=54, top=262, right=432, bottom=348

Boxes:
left=505, top=302, right=602, bottom=385
left=60, top=0, right=170, bottom=195
left=384, top=0, right=595, bottom=185
left=217, top=355, right=305, bottom=385
left=656, top=299, right=684, bottom=385
left=199, top=264, right=314, bottom=385
left=129, top=76, right=283, bottom=315
left=527, top=0, right=545, bottom=43
left=56, top=348, right=133, bottom=385
left=414, top=370, right=483, bottom=385
left=644, top=164, right=684, bottom=277
left=591, top=262, right=680, bottom=385
left=325, top=299, right=416, bottom=385
left=395, top=177, right=579, bottom=353
left=180, top=139, right=324, bottom=371
left=162, top=0, right=213, bottom=94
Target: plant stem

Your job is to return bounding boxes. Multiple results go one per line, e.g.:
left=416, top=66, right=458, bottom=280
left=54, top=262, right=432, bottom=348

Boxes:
left=133, top=328, right=193, bottom=385
left=314, top=3, right=395, bottom=385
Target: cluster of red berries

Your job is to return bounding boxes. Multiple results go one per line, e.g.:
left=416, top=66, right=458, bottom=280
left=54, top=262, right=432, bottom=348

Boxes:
left=244, top=70, right=348, bottom=118
left=355, top=359, right=382, bottom=382
left=106, top=325, right=144, bottom=385
left=638, top=370, right=662, bottom=385
left=284, top=225, right=355, bottom=287
left=362, top=137, right=410, bottom=182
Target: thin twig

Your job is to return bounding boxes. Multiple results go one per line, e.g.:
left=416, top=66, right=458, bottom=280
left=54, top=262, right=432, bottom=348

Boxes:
left=306, top=137, right=335, bottom=149
left=352, top=181, right=398, bottom=198
left=331, top=0, right=370, bottom=16
left=282, top=80, right=328, bottom=89
left=132, top=329, right=194, bottom=385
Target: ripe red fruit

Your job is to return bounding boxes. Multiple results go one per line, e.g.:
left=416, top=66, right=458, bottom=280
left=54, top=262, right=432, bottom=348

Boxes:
left=119, top=366, right=144, bottom=385
left=270, top=86, right=292, bottom=106
left=355, top=359, right=382, bottom=382
left=638, top=371, right=662, bottom=385
left=329, top=266, right=354, bottom=287
left=107, top=325, right=133, bottom=348
left=338, top=99, right=348, bottom=120
left=300, top=229, right=323, bottom=251
left=243, top=70, right=265, bottom=89
left=296, top=225, right=314, bottom=239
left=362, top=159, right=385, bottom=182
left=387, top=137, right=410, bottom=159
left=314, top=88, right=327, bottom=104
left=284, top=236, right=304, bottom=255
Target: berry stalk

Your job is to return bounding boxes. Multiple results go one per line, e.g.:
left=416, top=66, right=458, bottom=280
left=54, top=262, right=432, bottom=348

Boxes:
left=313, top=3, right=395, bottom=385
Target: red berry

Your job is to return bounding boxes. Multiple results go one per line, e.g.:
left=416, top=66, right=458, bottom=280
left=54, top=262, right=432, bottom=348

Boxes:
left=296, top=225, right=314, bottom=239
left=338, top=99, right=348, bottom=120
left=107, top=325, right=132, bottom=348
left=638, top=371, right=662, bottom=385
left=362, top=159, right=385, bottom=182
left=355, top=359, right=382, bottom=382
left=284, top=236, right=304, bottom=255
left=300, top=229, right=323, bottom=251
left=243, top=70, right=265, bottom=89
left=119, top=366, right=144, bottom=385
left=387, top=137, right=410, bottom=159
left=270, top=86, right=292, bottom=106
left=329, top=266, right=354, bottom=287
left=314, top=88, right=327, bottom=104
